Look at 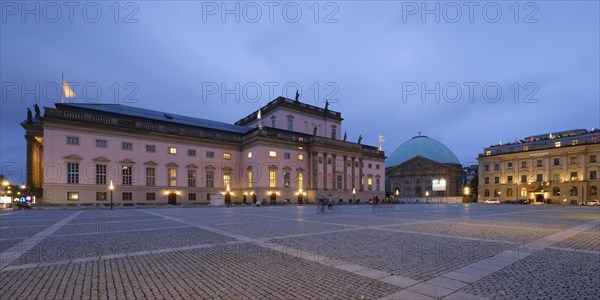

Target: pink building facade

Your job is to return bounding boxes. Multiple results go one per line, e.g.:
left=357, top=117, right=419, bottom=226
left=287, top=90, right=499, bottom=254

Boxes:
left=23, top=97, right=385, bottom=205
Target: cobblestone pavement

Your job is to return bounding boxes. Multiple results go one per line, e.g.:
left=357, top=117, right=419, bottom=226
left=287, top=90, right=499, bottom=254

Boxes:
left=0, top=204, right=598, bottom=299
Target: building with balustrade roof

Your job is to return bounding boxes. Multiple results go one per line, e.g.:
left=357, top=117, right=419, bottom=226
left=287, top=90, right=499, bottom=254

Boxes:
left=477, top=129, right=600, bottom=205
left=22, top=96, right=385, bottom=205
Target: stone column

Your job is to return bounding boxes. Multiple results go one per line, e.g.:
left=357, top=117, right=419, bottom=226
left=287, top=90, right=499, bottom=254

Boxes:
left=322, top=152, right=328, bottom=190
left=332, top=154, right=337, bottom=191
left=359, top=157, right=364, bottom=191
left=311, top=151, right=318, bottom=190
left=351, top=156, right=356, bottom=191
left=343, top=155, right=348, bottom=191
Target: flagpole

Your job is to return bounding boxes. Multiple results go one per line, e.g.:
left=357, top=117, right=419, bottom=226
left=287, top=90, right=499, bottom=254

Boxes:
left=61, top=72, right=64, bottom=103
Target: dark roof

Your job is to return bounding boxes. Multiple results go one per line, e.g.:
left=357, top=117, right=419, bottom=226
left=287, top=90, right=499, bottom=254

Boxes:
left=57, top=103, right=252, bottom=134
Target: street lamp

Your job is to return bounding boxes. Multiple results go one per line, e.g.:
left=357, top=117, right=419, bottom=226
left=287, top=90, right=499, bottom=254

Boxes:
left=352, top=187, right=356, bottom=204
left=464, top=186, right=470, bottom=203
left=425, top=190, right=429, bottom=204
left=109, top=180, right=114, bottom=210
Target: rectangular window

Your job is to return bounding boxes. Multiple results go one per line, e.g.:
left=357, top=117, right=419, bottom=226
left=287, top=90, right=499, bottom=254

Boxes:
left=168, top=168, right=177, bottom=187
left=95, top=139, right=107, bottom=148
left=553, top=188, right=560, bottom=196
left=223, top=153, right=231, bottom=160
left=206, top=170, right=214, bottom=188
left=298, top=172, right=303, bottom=189
left=485, top=150, right=491, bottom=156
left=223, top=173, right=231, bottom=188
left=367, top=177, right=373, bottom=191
left=552, top=172, right=561, bottom=182
left=523, top=146, right=529, bottom=151
left=570, top=157, right=577, bottom=165
left=521, top=175, right=527, bottom=183
left=572, top=140, right=578, bottom=146
left=287, top=118, right=293, bottom=131
left=368, top=163, right=372, bottom=169
left=484, top=177, right=489, bottom=184
left=507, top=176, right=513, bottom=184
left=67, top=192, right=79, bottom=201
left=589, top=171, right=597, bottom=180
left=122, top=166, right=133, bottom=185
left=247, top=169, right=253, bottom=188
left=206, top=151, right=214, bottom=158
left=570, top=186, right=578, bottom=196
left=96, top=165, right=106, bottom=185
left=591, top=155, right=597, bottom=163
left=188, top=149, right=196, bottom=157
left=122, top=142, right=133, bottom=151
left=122, top=192, right=133, bottom=201
left=494, top=164, right=499, bottom=171
left=66, top=136, right=79, bottom=145
left=284, top=170, right=291, bottom=188
left=555, top=141, right=561, bottom=147
left=521, top=161, right=527, bottom=169
left=494, top=177, right=500, bottom=184
left=376, top=164, right=380, bottom=170
left=284, top=152, right=290, bottom=159
left=67, top=162, right=79, bottom=184
left=146, top=145, right=156, bottom=153
left=188, top=193, right=196, bottom=201
left=536, top=160, right=542, bottom=167
left=507, top=162, right=513, bottom=169
left=536, top=174, right=543, bottom=182
left=188, top=170, right=196, bottom=187
left=553, top=158, right=560, bottom=166
left=96, top=192, right=107, bottom=201
left=570, top=172, right=578, bottom=181
left=484, top=165, right=489, bottom=171
left=168, top=147, right=177, bottom=155
left=146, top=167, right=155, bottom=186
left=269, top=169, right=276, bottom=187
left=146, top=193, right=155, bottom=201
left=247, top=151, right=253, bottom=159
left=269, top=151, right=277, bottom=158
left=376, top=178, right=381, bottom=191
left=297, top=154, right=303, bottom=161
left=336, top=175, right=343, bottom=190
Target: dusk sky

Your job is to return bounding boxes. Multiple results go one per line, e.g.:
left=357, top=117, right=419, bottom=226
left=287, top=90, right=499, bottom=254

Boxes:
left=1, top=1, right=599, bottom=183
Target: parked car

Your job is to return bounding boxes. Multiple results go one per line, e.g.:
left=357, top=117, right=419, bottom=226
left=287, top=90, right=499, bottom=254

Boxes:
left=586, top=199, right=599, bottom=206
left=484, top=198, right=500, bottom=204
left=511, top=199, right=529, bottom=204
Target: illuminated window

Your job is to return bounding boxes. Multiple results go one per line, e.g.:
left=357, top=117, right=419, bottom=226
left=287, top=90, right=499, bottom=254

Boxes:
left=168, top=168, right=177, bottom=187
left=67, top=192, right=79, bottom=201
left=269, top=169, right=277, bottom=187
left=223, top=173, right=231, bottom=187
left=66, top=136, right=79, bottom=145
left=298, top=154, right=303, bottom=161
left=570, top=186, right=578, bottom=196
left=168, top=147, right=177, bottom=155
left=188, top=170, right=196, bottom=187
left=367, top=177, right=373, bottom=191
left=96, top=165, right=107, bottom=185
left=122, top=166, right=133, bottom=185
left=570, top=172, right=578, bottom=181
left=520, top=187, right=527, bottom=197
left=284, top=170, right=291, bottom=187
left=485, top=150, right=491, bottom=156
left=552, top=172, right=561, bottom=182
left=67, top=162, right=79, bottom=184
left=269, top=151, right=277, bottom=157
left=572, top=140, right=578, bottom=146
left=247, top=167, right=253, bottom=188
left=506, top=189, right=513, bottom=197
left=591, top=186, right=598, bottom=196
left=247, top=151, right=253, bottom=159
left=298, top=172, right=303, bottom=188
left=555, top=141, right=561, bottom=147
left=223, top=153, right=231, bottom=160
left=146, top=167, right=155, bottom=186
left=523, top=146, right=529, bottom=151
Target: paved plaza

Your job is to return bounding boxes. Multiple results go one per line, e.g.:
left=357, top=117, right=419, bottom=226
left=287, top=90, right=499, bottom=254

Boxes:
left=0, top=204, right=599, bottom=299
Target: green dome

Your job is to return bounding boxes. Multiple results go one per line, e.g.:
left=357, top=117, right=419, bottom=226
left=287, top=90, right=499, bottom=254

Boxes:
left=385, top=135, right=460, bottom=168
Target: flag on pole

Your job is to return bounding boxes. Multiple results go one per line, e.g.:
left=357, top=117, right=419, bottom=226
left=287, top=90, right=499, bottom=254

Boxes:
left=257, top=108, right=261, bottom=120
left=379, top=135, right=385, bottom=142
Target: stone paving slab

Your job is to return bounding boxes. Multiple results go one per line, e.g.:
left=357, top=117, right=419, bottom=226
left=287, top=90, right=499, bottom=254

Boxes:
left=551, top=232, right=600, bottom=252
left=0, top=243, right=401, bottom=300
left=53, top=219, right=184, bottom=235
left=459, top=248, right=600, bottom=300
left=0, top=226, right=48, bottom=239
left=10, top=227, right=234, bottom=265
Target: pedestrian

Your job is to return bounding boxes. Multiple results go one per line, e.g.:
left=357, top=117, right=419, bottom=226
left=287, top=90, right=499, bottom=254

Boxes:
left=327, top=194, right=333, bottom=211
left=320, top=195, right=326, bottom=214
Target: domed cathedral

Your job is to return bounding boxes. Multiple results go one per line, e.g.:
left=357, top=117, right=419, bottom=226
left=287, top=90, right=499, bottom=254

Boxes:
left=385, top=134, right=465, bottom=199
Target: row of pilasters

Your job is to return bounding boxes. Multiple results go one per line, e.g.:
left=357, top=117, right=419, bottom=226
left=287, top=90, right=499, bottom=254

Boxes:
left=310, top=151, right=363, bottom=192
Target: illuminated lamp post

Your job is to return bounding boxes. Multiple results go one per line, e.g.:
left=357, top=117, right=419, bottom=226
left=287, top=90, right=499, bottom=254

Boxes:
left=352, top=187, right=356, bottom=204
left=109, top=180, right=114, bottom=210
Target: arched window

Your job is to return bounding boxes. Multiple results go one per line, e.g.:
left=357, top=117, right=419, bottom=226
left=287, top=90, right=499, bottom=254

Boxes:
left=484, top=189, right=490, bottom=197
left=591, top=186, right=598, bottom=196
left=506, top=188, right=513, bottom=197
left=520, top=187, right=527, bottom=197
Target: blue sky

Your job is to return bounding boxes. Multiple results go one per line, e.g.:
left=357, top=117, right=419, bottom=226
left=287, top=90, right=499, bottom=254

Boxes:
left=1, top=1, right=599, bottom=183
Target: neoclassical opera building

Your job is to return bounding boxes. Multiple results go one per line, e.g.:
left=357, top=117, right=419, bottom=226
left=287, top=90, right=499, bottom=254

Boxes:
left=385, top=135, right=464, bottom=198
left=22, top=97, right=385, bottom=205
left=478, top=129, right=599, bottom=205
